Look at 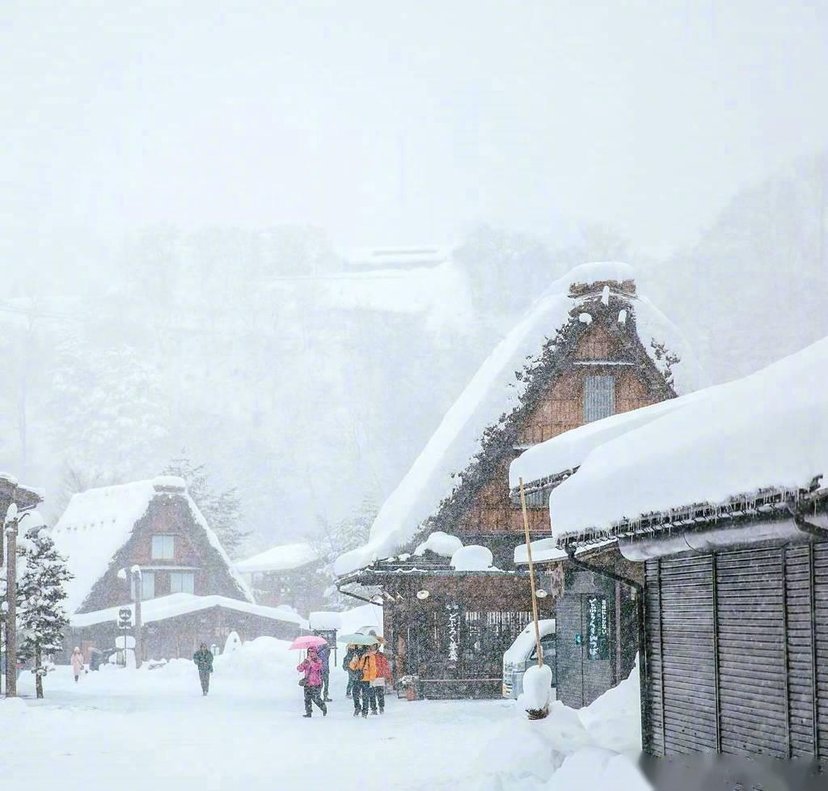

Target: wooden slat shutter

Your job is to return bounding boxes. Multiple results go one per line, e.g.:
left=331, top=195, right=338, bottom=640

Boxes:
left=785, top=544, right=816, bottom=758
left=644, top=560, right=665, bottom=755
left=716, top=547, right=787, bottom=758
left=645, top=556, right=717, bottom=755
left=814, top=543, right=828, bottom=757
left=645, top=542, right=827, bottom=762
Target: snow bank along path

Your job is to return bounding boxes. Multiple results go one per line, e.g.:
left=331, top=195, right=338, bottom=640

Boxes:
left=1, top=636, right=648, bottom=790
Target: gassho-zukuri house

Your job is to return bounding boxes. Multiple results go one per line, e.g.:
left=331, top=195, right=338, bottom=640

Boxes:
left=235, top=540, right=322, bottom=614
left=530, top=336, right=828, bottom=785
left=334, top=261, right=699, bottom=700
left=52, top=477, right=305, bottom=663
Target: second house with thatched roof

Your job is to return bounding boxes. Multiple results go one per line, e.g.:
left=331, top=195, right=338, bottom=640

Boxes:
left=52, top=476, right=305, bottom=665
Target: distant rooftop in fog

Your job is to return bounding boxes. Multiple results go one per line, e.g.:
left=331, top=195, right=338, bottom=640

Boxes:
left=344, top=246, right=452, bottom=270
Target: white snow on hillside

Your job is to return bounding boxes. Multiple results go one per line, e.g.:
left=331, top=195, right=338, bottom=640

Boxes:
left=335, top=261, right=695, bottom=576
left=549, top=336, right=828, bottom=541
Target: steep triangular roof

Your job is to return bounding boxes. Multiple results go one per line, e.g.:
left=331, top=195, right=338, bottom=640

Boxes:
left=51, top=476, right=254, bottom=612
left=335, top=262, right=699, bottom=576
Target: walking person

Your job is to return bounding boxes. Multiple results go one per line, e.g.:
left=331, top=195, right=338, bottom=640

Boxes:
left=193, top=643, right=214, bottom=696
left=71, top=647, right=85, bottom=682
left=349, top=644, right=378, bottom=717
left=317, top=639, right=332, bottom=702
left=297, top=646, right=327, bottom=718
left=343, top=643, right=358, bottom=698
left=373, top=646, right=393, bottom=714
left=348, top=645, right=368, bottom=717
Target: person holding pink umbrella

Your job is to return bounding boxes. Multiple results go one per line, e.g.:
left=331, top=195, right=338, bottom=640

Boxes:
left=297, top=646, right=327, bottom=718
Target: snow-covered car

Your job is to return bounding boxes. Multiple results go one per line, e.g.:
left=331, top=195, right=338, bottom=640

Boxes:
left=502, top=619, right=556, bottom=699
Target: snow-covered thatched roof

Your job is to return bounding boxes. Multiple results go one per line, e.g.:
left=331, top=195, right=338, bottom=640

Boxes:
left=51, top=477, right=254, bottom=613
left=70, top=592, right=307, bottom=629
left=547, top=336, right=828, bottom=546
left=335, top=262, right=699, bottom=576
left=235, top=542, right=319, bottom=574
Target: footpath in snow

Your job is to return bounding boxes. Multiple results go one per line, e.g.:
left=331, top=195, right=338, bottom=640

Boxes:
left=1, top=637, right=650, bottom=790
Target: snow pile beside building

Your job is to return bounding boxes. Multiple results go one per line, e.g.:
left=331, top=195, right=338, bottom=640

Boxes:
left=550, top=336, right=828, bottom=542
left=477, top=663, right=646, bottom=789
left=450, top=545, right=494, bottom=571
left=414, top=530, right=463, bottom=557
left=546, top=746, right=650, bottom=791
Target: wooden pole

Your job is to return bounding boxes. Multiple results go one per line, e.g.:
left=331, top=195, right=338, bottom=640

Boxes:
left=519, top=478, right=544, bottom=668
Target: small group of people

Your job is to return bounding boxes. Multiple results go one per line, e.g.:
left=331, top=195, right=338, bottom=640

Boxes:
left=296, top=641, right=333, bottom=718
left=343, top=642, right=392, bottom=717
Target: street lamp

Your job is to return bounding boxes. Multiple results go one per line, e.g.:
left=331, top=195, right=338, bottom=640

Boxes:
left=119, top=565, right=144, bottom=669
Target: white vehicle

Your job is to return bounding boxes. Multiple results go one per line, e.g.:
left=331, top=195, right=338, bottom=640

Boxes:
left=502, top=619, right=556, bottom=699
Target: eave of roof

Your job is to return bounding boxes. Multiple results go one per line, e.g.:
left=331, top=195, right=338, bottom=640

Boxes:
left=556, top=483, right=828, bottom=552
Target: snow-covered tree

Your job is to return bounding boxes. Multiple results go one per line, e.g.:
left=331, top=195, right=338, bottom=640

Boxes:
left=310, top=497, right=377, bottom=609
left=16, top=524, right=72, bottom=699
left=162, top=456, right=250, bottom=557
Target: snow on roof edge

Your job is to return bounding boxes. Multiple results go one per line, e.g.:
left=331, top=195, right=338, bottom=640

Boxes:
left=70, top=593, right=308, bottom=629
left=548, top=336, right=828, bottom=542
left=235, top=542, right=320, bottom=573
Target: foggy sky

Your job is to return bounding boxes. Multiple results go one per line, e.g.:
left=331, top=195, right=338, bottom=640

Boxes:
left=3, top=1, right=828, bottom=258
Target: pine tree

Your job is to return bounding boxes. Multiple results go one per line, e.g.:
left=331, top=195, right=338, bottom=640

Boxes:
left=162, top=456, right=250, bottom=557
left=17, top=525, right=72, bottom=699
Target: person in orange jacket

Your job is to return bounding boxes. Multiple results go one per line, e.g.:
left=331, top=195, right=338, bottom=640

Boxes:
left=349, top=645, right=378, bottom=718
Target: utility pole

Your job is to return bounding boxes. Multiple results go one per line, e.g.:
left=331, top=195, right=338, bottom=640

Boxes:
left=4, top=503, right=19, bottom=697
left=0, top=500, right=4, bottom=697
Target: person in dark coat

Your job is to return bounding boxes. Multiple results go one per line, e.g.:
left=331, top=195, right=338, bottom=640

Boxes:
left=316, top=640, right=332, bottom=702
left=343, top=644, right=358, bottom=698
left=348, top=645, right=368, bottom=716
left=193, top=643, right=214, bottom=695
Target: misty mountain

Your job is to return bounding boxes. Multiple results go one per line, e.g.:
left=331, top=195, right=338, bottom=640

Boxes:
left=644, top=152, right=828, bottom=385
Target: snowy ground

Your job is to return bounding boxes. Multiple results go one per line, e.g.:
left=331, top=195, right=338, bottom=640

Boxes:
left=2, top=638, right=651, bottom=790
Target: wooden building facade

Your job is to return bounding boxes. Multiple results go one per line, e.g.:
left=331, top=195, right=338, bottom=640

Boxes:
left=340, top=273, right=681, bottom=700
left=68, top=595, right=304, bottom=662
left=558, top=486, right=828, bottom=786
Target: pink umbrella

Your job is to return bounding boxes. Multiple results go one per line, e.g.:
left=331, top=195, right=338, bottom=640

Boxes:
left=289, top=635, right=328, bottom=650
